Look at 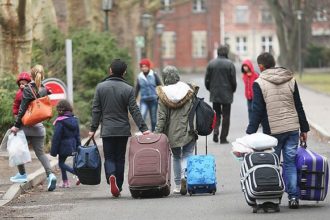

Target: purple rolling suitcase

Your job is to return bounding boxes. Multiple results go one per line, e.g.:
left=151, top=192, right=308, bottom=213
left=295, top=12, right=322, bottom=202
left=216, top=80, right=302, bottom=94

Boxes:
left=296, top=143, right=329, bottom=201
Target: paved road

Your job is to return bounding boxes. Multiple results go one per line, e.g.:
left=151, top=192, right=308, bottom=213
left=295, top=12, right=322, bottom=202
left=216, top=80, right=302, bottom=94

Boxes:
left=0, top=73, right=329, bottom=220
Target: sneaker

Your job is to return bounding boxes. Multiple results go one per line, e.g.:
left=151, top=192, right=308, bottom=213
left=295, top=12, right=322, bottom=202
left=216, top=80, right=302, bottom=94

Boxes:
left=109, top=175, right=120, bottom=197
left=289, top=198, right=299, bottom=209
left=59, top=180, right=70, bottom=188
left=47, top=173, right=57, bottom=191
left=76, top=179, right=81, bottom=186
left=173, top=185, right=181, bottom=194
left=180, top=178, right=187, bottom=195
left=10, top=173, right=28, bottom=183
left=213, top=135, right=219, bottom=143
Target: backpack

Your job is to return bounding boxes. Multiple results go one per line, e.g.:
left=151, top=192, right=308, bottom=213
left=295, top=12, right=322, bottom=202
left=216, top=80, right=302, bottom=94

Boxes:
left=188, top=97, right=216, bottom=137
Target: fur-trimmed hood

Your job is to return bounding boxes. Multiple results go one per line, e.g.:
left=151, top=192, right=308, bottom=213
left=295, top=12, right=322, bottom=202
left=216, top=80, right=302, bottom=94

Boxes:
left=157, top=82, right=197, bottom=109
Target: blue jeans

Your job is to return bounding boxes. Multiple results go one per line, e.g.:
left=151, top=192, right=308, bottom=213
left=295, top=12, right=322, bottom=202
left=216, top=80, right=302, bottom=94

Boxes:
left=59, top=155, right=76, bottom=181
left=102, top=136, right=128, bottom=190
left=140, top=99, right=158, bottom=131
left=273, top=130, right=299, bottom=199
left=171, top=141, right=195, bottom=186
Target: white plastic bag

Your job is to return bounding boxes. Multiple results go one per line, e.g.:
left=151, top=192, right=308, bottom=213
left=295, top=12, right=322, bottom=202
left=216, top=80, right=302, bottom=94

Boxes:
left=7, top=130, right=31, bottom=167
left=0, top=129, right=11, bottom=151
left=236, top=133, right=278, bottom=150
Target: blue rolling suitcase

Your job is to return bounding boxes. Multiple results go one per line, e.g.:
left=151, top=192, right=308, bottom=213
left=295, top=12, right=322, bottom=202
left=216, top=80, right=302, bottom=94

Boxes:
left=296, top=142, right=329, bottom=201
left=187, top=137, right=217, bottom=195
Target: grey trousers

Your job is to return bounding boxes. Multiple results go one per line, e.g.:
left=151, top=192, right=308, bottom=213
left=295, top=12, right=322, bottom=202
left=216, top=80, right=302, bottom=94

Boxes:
left=18, top=136, right=51, bottom=176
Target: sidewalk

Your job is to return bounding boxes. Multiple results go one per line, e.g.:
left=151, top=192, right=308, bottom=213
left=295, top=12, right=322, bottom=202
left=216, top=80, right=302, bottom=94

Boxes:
left=0, top=151, right=57, bottom=206
left=299, top=85, right=330, bottom=139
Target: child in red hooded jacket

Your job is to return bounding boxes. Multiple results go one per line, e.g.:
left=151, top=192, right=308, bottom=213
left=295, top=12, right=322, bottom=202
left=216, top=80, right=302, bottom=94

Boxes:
left=241, top=59, right=259, bottom=124
left=12, top=72, right=32, bottom=116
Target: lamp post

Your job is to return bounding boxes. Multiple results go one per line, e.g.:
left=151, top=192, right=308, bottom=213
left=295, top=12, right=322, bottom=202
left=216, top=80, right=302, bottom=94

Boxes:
left=296, top=10, right=303, bottom=79
left=156, top=23, right=164, bottom=73
left=102, top=0, right=113, bottom=32
left=141, top=13, right=152, bottom=58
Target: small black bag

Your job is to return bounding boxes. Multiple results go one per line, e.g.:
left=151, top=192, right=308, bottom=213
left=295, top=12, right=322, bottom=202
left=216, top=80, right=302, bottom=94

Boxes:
left=73, top=137, right=101, bottom=185
left=188, top=97, right=216, bottom=137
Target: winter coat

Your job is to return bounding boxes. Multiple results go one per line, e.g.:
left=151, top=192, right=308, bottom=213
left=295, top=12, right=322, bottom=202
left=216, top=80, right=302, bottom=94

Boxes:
left=241, top=60, right=259, bottom=100
left=155, top=81, right=197, bottom=148
left=205, top=56, right=237, bottom=104
left=90, top=75, right=148, bottom=137
left=14, top=82, right=49, bottom=129
left=246, top=67, right=310, bottom=135
left=51, top=112, right=81, bottom=157
left=12, top=72, right=32, bottom=116
left=135, top=70, right=162, bottom=101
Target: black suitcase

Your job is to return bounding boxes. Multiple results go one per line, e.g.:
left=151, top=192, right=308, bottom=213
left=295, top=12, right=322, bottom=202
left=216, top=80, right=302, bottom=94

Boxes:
left=240, top=152, right=284, bottom=213
left=74, top=137, right=102, bottom=185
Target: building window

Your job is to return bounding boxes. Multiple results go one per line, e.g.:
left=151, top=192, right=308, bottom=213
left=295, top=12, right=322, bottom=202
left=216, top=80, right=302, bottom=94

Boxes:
left=162, top=31, right=176, bottom=58
left=261, top=36, right=273, bottom=53
left=315, top=9, right=328, bottom=22
left=260, top=7, right=273, bottom=23
left=236, top=36, right=247, bottom=54
left=192, top=31, right=207, bottom=58
left=193, top=0, right=206, bottom=12
left=235, top=5, right=249, bottom=24
left=161, top=0, right=173, bottom=12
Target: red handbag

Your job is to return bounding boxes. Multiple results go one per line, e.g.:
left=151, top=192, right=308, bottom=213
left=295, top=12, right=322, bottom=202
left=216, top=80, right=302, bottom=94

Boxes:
left=22, top=84, right=53, bottom=126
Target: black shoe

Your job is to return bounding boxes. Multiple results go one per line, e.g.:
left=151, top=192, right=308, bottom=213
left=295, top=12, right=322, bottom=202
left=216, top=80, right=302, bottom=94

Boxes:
left=213, top=135, right=219, bottom=143
left=289, top=198, right=299, bottom=209
left=220, top=139, right=229, bottom=144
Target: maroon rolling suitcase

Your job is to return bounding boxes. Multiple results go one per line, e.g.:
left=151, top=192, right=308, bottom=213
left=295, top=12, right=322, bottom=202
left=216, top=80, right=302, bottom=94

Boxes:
left=128, top=133, right=171, bottom=198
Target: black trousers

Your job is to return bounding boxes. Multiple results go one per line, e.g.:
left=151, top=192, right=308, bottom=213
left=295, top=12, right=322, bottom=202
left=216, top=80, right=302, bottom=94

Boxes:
left=212, top=103, right=231, bottom=141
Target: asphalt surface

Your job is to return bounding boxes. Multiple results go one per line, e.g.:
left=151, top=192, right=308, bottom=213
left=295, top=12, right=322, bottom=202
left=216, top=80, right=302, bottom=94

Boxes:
left=0, top=72, right=329, bottom=220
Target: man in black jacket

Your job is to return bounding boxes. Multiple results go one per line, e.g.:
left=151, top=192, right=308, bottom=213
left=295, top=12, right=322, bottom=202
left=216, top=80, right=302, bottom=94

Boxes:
left=205, top=45, right=237, bottom=144
left=89, top=59, right=150, bottom=197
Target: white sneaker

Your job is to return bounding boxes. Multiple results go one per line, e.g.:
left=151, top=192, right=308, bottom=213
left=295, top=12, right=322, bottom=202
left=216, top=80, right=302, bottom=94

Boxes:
left=173, top=185, right=180, bottom=194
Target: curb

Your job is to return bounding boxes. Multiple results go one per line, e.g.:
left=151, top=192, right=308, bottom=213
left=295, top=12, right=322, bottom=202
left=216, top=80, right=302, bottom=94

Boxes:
left=307, top=117, right=330, bottom=140
left=0, top=158, right=58, bottom=207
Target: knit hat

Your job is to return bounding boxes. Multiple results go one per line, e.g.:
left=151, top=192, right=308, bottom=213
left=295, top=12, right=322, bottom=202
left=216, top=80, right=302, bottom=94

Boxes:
left=110, top=59, right=127, bottom=76
left=162, top=65, right=180, bottom=85
left=139, top=58, right=151, bottom=68
left=16, top=71, right=31, bottom=86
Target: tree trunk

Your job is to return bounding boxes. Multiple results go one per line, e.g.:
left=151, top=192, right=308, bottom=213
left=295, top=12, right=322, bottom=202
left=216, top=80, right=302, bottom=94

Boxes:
left=0, top=0, right=32, bottom=75
left=266, top=0, right=312, bottom=71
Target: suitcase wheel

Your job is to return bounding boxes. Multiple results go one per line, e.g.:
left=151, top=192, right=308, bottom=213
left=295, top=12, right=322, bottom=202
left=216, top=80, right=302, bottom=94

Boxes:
left=252, top=206, right=258, bottom=213
left=162, top=185, right=170, bottom=197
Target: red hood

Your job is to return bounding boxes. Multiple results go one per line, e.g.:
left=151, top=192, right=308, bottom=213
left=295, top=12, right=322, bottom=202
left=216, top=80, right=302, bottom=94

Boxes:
left=16, top=72, right=31, bottom=86
left=241, top=59, right=257, bottom=75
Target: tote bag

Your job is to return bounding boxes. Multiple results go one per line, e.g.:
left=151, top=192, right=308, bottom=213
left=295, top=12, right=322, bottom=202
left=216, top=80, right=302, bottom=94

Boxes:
left=22, top=84, right=53, bottom=126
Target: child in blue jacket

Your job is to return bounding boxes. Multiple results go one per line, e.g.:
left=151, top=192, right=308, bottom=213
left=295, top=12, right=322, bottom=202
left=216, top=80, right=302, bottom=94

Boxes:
left=51, top=99, right=81, bottom=188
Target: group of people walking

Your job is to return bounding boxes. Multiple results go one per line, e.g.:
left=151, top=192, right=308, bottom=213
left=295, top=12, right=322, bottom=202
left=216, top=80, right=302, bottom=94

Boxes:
left=8, top=44, right=309, bottom=209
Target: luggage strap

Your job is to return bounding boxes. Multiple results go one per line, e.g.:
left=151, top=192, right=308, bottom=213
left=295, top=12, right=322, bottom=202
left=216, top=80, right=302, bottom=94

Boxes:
left=241, top=164, right=280, bottom=182
left=300, top=185, right=325, bottom=190
left=300, top=170, right=325, bottom=175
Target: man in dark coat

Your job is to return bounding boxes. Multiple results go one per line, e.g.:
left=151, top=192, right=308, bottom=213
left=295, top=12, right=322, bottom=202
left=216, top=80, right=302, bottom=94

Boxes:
left=89, top=59, right=150, bottom=197
left=205, top=45, right=237, bottom=144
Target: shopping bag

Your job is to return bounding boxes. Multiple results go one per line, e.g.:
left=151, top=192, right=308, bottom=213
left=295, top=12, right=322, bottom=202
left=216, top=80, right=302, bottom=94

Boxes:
left=0, top=129, right=11, bottom=151
left=22, top=84, right=53, bottom=126
left=7, top=130, right=31, bottom=167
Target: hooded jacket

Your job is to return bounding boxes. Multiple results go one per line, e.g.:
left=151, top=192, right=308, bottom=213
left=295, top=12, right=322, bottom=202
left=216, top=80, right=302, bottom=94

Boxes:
left=246, top=67, right=309, bottom=135
left=51, top=112, right=81, bottom=157
left=12, top=72, right=32, bottom=115
left=241, top=60, right=259, bottom=100
left=155, top=66, right=197, bottom=148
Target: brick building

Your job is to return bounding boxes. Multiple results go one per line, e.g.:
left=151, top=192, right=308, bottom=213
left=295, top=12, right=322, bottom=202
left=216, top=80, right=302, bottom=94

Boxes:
left=153, top=0, right=330, bottom=72
left=154, top=0, right=221, bottom=72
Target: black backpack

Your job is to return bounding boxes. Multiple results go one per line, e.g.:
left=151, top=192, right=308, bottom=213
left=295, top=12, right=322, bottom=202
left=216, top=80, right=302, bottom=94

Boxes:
left=188, top=97, right=216, bottom=137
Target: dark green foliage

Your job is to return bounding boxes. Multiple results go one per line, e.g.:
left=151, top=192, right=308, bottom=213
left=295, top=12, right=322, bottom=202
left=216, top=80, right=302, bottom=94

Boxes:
left=304, top=44, right=330, bottom=68
left=0, top=74, right=18, bottom=140
left=32, top=28, right=134, bottom=128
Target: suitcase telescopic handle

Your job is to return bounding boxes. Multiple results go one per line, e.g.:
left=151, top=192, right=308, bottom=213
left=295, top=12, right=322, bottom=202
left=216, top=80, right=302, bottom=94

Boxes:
left=195, top=136, right=208, bottom=155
